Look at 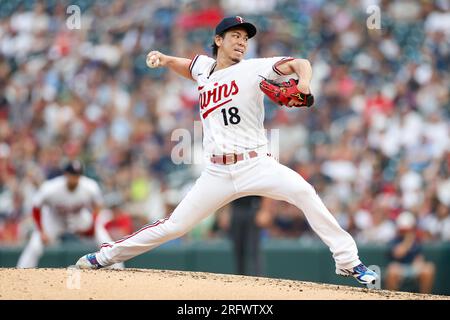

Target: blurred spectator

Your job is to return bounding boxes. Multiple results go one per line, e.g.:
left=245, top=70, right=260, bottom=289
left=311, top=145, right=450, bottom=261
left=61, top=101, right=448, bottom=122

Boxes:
left=267, top=201, right=310, bottom=238
left=356, top=202, right=396, bottom=244
left=385, top=211, right=435, bottom=293
left=421, top=198, right=450, bottom=242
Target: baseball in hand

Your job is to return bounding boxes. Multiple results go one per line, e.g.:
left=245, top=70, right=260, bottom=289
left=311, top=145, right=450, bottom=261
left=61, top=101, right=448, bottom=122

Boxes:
left=146, top=54, right=160, bottom=68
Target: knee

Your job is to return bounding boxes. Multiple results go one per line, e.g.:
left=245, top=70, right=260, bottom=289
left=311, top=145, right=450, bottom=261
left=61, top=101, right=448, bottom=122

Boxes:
left=164, top=219, right=189, bottom=239
left=386, top=264, right=403, bottom=278
left=421, top=263, right=436, bottom=278
left=292, top=182, right=316, bottom=198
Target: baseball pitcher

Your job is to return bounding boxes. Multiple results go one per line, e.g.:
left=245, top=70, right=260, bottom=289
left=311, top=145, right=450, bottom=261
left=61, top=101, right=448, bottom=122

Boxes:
left=76, top=17, right=378, bottom=285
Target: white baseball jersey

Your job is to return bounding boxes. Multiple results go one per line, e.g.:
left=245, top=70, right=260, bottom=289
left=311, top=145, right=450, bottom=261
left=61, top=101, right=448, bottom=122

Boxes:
left=33, top=175, right=103, bottom=215
left=190, top=55, right=294, bottom=155
left=93, top=54, right=363, bottom=274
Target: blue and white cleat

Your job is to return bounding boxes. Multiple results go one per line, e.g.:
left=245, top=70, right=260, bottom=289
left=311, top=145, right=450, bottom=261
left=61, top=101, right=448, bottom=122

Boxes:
left=76, top=252, right=103, bottom=269
left=336, top=263, right=379, bottom=285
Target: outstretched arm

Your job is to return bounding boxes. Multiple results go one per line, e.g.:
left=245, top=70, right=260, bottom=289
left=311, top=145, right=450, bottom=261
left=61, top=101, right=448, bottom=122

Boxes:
left=146, top=50, right=193, bottom=80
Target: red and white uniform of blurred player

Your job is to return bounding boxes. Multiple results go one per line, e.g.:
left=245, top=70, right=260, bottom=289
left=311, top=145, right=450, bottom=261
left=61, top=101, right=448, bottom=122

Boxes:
left=17, top=174, right=122, bottom=268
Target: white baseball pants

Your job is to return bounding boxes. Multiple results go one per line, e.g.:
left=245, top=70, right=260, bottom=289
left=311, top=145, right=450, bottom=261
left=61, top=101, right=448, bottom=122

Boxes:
left=96, top=155, right=361, bottom=270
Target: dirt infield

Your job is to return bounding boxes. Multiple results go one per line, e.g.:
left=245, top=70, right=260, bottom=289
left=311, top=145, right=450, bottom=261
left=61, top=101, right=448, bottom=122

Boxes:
left=0, top=268, right=448, bottom=300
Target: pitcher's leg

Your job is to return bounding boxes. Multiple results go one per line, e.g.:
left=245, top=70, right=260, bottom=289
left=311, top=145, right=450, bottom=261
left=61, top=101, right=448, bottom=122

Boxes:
left=95, top=169, right=236, bottom=266
left=239, top=157, right=361, bottom=270
left=94, top=222, right=125, bottom=269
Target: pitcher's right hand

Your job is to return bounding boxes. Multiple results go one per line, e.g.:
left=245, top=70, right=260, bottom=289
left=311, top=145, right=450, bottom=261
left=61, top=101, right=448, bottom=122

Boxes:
left=146, top=50, right=165, bottom=68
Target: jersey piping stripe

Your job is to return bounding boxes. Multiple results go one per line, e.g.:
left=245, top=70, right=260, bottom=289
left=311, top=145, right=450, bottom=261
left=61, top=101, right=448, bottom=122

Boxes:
left=207, top=62, right=217, bottom=78
left=189, top=55, right=200, bottom=77
left=101, top=218, right=169, bottom=247
left=202, top=98, right=232, bottom=119
left=272, top=57, right=295, bottom=76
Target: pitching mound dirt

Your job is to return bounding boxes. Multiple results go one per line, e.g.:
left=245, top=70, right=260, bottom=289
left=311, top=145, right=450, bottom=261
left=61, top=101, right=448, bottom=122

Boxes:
left=0, top=268, right=447, bottom=300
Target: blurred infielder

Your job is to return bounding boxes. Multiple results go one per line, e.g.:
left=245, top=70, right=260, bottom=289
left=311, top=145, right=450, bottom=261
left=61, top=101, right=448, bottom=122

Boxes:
left=77, top=17, right=378, bottom=285
left=18, top=160, right=123, bottom=269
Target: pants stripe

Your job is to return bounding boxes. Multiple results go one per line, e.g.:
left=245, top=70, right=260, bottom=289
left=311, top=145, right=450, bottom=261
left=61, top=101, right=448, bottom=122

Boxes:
left=101, top=218, right=169, bottom=248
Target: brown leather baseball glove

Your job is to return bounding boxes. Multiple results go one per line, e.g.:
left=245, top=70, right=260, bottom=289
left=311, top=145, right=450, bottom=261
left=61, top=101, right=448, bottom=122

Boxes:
left=259, top=77, right=314, bottom=108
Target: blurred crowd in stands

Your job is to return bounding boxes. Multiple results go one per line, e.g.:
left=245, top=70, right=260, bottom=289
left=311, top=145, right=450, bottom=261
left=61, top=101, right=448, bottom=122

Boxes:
left=0, top=0, right=448, bottom=246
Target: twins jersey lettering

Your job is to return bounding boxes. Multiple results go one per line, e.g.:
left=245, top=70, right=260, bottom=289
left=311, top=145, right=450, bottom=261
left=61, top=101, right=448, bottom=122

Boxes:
left=190, top=55, right=293, bottom=155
